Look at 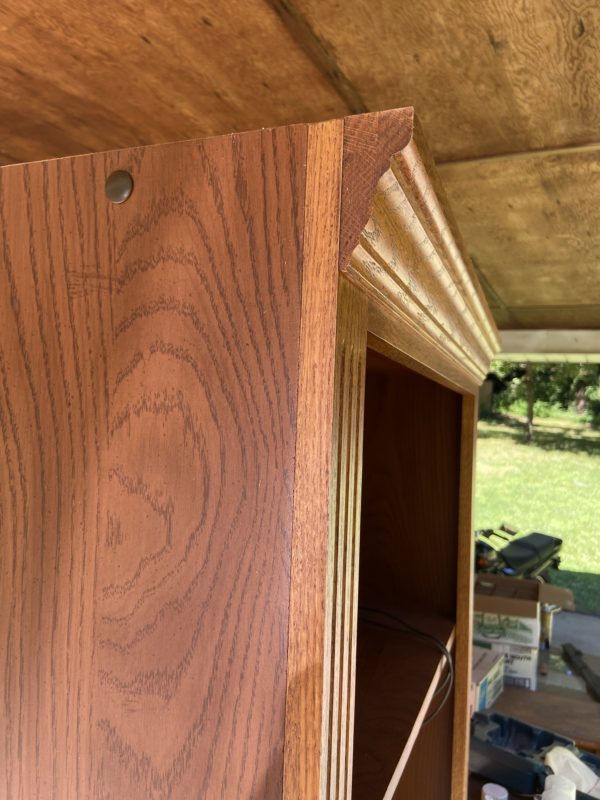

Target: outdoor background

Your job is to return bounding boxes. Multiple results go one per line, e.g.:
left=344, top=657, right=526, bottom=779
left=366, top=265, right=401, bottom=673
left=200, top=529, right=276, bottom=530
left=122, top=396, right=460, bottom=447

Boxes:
left=474, top=361, right=600, bottom=614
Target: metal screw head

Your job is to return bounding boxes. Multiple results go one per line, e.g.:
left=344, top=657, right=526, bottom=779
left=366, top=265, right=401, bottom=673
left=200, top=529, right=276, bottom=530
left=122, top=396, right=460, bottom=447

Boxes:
left=105, top=170, right=133, bottom=204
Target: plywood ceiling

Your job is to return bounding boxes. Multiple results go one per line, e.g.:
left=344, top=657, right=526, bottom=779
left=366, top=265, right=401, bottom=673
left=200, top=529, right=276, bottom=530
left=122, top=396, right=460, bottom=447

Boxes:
left=1, top=0, right=598, bottom=331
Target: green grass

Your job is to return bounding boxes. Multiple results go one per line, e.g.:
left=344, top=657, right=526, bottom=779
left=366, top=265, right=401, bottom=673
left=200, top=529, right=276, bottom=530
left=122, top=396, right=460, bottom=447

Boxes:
left=475, top=414, right=600, bottom=614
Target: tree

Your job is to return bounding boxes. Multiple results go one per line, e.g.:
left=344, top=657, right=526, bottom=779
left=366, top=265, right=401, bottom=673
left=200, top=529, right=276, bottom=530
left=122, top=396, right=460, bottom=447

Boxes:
left=488, top=360, right=600, bottom=437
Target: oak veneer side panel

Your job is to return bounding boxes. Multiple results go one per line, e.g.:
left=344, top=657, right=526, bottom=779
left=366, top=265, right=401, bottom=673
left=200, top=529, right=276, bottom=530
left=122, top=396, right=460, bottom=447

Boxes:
left=0, top=155, right=109, bottom=799
left=0, top=123, right=308, bottom=798
left=323, top=277, right=367, bottom=800
left=283, top=119, right=343, bottom=800
left=451, top=392, right=479, bottom=800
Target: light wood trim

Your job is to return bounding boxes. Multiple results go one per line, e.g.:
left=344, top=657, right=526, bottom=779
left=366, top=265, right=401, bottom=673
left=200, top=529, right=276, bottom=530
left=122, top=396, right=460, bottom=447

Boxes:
left=340, top=111, right=499, bottom=389
left=322, top=277, right=368, bottom=800
left=451, top=393, right=478, bottom=800
left=283, top=119, right=344, bottom=800
left=367, top=305, right=481, bottom=397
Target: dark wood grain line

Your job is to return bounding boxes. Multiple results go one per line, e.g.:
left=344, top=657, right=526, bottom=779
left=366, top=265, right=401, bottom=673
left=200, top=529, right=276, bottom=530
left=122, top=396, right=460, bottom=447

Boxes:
left=0, top=352, right=27, bottom=798
left=1, top=168, right=49, bottom=795
left=23, top=164, right=67, bottom=796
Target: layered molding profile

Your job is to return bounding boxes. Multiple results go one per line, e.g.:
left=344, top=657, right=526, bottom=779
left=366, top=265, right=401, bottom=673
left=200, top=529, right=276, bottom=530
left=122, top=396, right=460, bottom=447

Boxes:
left=339, top=109, right=500, bottom=387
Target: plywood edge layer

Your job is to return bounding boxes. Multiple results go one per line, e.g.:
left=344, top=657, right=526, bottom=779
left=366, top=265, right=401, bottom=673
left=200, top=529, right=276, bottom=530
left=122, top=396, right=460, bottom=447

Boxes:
left=339, top=109, right=499, bottom=386
left=321, top=278, right=367, bottom=800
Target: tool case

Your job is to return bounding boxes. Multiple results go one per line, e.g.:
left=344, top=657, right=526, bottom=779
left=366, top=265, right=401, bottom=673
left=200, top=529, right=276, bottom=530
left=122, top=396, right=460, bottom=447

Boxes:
left=470, top=711, right=600, bottom=798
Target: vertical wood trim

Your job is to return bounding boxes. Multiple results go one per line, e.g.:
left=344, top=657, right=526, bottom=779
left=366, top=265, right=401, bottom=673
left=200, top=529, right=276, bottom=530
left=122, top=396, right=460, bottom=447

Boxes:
left=323, top=278, right=368, bottom=800
left=283, top=119, right=344, bottom=800
left=451, top=392, right=478, bottom=799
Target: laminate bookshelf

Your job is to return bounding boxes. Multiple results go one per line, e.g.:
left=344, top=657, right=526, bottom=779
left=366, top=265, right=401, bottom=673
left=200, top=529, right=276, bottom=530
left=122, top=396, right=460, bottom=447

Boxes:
left=0, top=108, right=498, bottom=799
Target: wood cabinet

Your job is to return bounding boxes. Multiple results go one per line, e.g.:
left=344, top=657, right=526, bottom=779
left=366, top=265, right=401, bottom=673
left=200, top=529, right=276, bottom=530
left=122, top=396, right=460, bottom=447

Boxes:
left=0, top=108, right=499, bottom=799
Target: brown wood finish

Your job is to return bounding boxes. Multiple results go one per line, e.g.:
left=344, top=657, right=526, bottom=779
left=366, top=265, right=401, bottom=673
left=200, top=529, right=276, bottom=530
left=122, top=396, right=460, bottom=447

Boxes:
left=392, top=674, right=455, bottom=800
left=353, top=616, right=455, bottom=800
left=1, top=109, right=499, bottom=800
left=0, top=124, right=309, bottom=798
left=282, top=119, right=343, bottom=800
left=359, top=358, right=462, bottom=618
left=338, top=109, right=414, bottom=272
left=321, top=278, right=368, bottom=800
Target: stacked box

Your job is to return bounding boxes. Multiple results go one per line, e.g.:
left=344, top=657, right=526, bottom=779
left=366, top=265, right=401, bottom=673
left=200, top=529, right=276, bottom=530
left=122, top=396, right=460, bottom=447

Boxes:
left=471, top=645, right=505, bottom=711
left=473, top=574, right=574, bottom=692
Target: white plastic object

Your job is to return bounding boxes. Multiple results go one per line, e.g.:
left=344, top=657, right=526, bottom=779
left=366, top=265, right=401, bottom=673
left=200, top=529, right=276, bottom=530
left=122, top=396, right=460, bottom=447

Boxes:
left=481, top=784, right=509, bottom=800
left=541, top=774, right=576, bottom=799
left=545, top=746, right=600, bottom=797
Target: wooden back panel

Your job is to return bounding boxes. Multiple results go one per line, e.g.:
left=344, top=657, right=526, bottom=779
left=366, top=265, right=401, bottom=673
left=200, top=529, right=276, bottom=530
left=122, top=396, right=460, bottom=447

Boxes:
left=359, top=349, right=462, bottom=618
left=0, top=126, right=307, bottom=798
left=392, top=685, right=455, bottom=799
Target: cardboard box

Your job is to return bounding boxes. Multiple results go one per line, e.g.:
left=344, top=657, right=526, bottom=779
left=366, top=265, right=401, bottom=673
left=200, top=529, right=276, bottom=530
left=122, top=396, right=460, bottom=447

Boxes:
left=472, top=645, right=505, bottom=711
left=473, top=574, right=574, bottom=649
left=474, top=640, right=538, bottom=691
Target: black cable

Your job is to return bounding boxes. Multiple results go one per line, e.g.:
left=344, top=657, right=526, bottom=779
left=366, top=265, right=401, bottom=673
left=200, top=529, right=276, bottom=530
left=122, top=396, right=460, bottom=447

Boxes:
left=358, top=606, right=455, bottom=726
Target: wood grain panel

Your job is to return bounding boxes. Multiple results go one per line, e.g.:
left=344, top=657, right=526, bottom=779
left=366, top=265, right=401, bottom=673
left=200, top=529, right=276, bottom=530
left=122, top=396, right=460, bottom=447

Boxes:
left=0, top=0, right=347, bottom=165
left=359, top=354, right=462, bottom=619
left=283, top=119, right=343, bottom=800
left=353, top=616, right=455, bottom=800
left=439, top=145, right=600, bottom=329
left=321, top=278, right=367, bottom=800
left=297, top=0, right=600, bottom=161
left=340, top=112, right=499, bottom=386
left=392, top=674, right=455, bottom=800
left=493, top=685, right=600, bottom=745
left=0, top=123, right=308, bottom=798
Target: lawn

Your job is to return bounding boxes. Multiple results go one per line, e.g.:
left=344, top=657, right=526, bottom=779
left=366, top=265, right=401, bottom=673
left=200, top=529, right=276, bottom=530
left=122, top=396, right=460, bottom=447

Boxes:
left=475, top=415, right=600, bottom=614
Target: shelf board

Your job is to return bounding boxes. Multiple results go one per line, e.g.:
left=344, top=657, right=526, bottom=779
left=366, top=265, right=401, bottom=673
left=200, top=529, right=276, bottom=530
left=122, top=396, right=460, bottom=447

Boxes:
left=352, top=612, right=455, bottom=800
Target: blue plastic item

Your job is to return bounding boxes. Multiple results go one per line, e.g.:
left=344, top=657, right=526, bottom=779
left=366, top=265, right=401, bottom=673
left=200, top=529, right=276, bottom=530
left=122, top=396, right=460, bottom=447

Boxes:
left=470, top=711, right=600, bottom=798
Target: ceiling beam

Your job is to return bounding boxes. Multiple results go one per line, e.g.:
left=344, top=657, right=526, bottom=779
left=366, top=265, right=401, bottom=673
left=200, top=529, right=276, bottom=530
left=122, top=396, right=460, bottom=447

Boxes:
left=437, top=139, right=600, bottom=167
left=500, top=330, right=600, bottom=362
left=265, top=0, right=367, bottom=115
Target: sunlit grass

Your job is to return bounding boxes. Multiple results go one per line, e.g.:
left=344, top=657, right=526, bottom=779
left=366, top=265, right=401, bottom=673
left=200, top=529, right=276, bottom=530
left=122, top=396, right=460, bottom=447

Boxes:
left=475, top=415, right=600, bottom=613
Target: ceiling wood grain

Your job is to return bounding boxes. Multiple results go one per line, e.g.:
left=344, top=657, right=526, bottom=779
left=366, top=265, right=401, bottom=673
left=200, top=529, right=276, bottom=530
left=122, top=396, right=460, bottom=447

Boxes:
left=1, top=0, right=598, bottom=329
left=0, top=0, right=347, bottom=165
left=438, top=144, right=600, bottom=328
left=296, top=0, right=600, bottom=161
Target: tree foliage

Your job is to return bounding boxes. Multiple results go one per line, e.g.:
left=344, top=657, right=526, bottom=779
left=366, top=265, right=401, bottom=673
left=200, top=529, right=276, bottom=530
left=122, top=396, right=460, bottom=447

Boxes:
left=489, top=360, right=600, bottom=427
